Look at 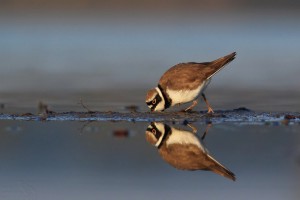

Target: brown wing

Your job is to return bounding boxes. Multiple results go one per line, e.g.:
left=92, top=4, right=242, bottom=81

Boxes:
left=159, top=143, right=208, bottom=170
left=158, top=52, right=236, bottom=91
left=159, top=143, right=236, bottom=181
left=158, top=63, right=211, bottom=90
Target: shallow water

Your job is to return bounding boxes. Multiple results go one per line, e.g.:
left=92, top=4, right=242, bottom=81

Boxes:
left=0, top=120, right=299, bottom=200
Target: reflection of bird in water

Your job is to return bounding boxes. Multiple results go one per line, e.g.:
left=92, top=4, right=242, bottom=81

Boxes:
left=145, top=122, right=235, bottom=181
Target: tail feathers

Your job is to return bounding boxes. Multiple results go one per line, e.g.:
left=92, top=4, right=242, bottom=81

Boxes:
left=208, top=155, right=236, bottom=181
left=211, top=165, right=236, bottom=181
left=213, top=52, right=236, bottom=67
left=206, top=52, right=236, bottom=80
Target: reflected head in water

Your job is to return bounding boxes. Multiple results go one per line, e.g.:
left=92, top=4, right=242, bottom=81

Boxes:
left=145, top=122, right=236, bottom=181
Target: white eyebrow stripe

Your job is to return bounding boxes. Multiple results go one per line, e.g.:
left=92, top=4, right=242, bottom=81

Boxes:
left=155, top=87, right=164, bottom=101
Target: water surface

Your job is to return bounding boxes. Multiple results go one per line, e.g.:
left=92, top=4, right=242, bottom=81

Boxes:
left=0, top=120, right=299, bottom=200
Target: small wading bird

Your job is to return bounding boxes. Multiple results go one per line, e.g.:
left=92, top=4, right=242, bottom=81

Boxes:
left=145, top=122, right=236, bottom=181
left=146, top=52, right=236, bottom=113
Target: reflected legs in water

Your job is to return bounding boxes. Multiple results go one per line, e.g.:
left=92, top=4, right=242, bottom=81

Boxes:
left=186, top=121, right=212, bottom=140
left=201, top=122, right=212, bottom=140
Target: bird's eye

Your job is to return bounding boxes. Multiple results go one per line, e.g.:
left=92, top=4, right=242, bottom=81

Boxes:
left=152, top=129, right=156, bottom=135
left=152, top=99, right=156, bottom=105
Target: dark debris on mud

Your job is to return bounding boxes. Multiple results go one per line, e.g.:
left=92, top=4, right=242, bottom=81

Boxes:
left=1, top=107, right=300, bottom=125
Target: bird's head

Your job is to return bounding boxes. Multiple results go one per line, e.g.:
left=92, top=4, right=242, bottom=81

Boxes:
left=145, top=87, right=165, bottom=112
left=145, top=122, right=167, bottom=148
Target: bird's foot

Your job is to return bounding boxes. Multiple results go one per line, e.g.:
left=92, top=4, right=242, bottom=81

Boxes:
left=187, top=123, right=197, bottom=134
left=207, top=107, right=214, bottom=114
left=184, top=108, right=193, bottom=112
left=183, top=100, right=198, bottom=112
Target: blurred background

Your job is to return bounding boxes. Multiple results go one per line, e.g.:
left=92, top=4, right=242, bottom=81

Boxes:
left=0, top=2, right=299, bottom=200
left=0, top=0, right=300, bottom=93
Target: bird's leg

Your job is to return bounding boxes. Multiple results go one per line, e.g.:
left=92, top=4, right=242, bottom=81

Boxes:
left=201, top=93, right=214, bottom=114
left=184, top=100, right=198, bottom=112
left=201, top=122, right=212, bottom=140
left=187, top=123, right=197, bottom=134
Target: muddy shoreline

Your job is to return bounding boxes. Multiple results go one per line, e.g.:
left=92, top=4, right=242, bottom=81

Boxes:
left=1, top=108, right=299, bottom=125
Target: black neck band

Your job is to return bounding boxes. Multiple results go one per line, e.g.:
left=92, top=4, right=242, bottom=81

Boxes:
left=157, top=84, right=172, bottom=110
left=156, top=124, right=172, bottom=149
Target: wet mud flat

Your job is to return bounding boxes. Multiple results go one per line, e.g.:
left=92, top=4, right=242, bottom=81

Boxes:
left=1, top=107, right=300, bottom=125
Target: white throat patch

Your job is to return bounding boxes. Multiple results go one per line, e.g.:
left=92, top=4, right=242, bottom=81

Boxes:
left=154, top=87, right=166, bottom=111
left=153, top=122, right=166, bottom=147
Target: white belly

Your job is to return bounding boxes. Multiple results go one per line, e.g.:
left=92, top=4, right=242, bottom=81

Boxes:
left=166, top=79, right=211, bottom=106
left=166, top=128, right=204, bottom=151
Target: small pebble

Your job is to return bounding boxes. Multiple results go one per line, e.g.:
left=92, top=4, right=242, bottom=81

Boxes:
left=206, top=121, right=212, bottom=125
left=233, top=107, right=251, bottom=112
left=281, top=119, right=289, bottom=126
left=284, top=115, right=296, bottom=120
left=38, top=101, right=49, bottom=114
left=20, top=113, right=34, bottom=116
left=125, top=105, right=139, bottom=112
left=183, top=119, right=189, bottom=125
left=113, top=129, right=129, bottom=138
